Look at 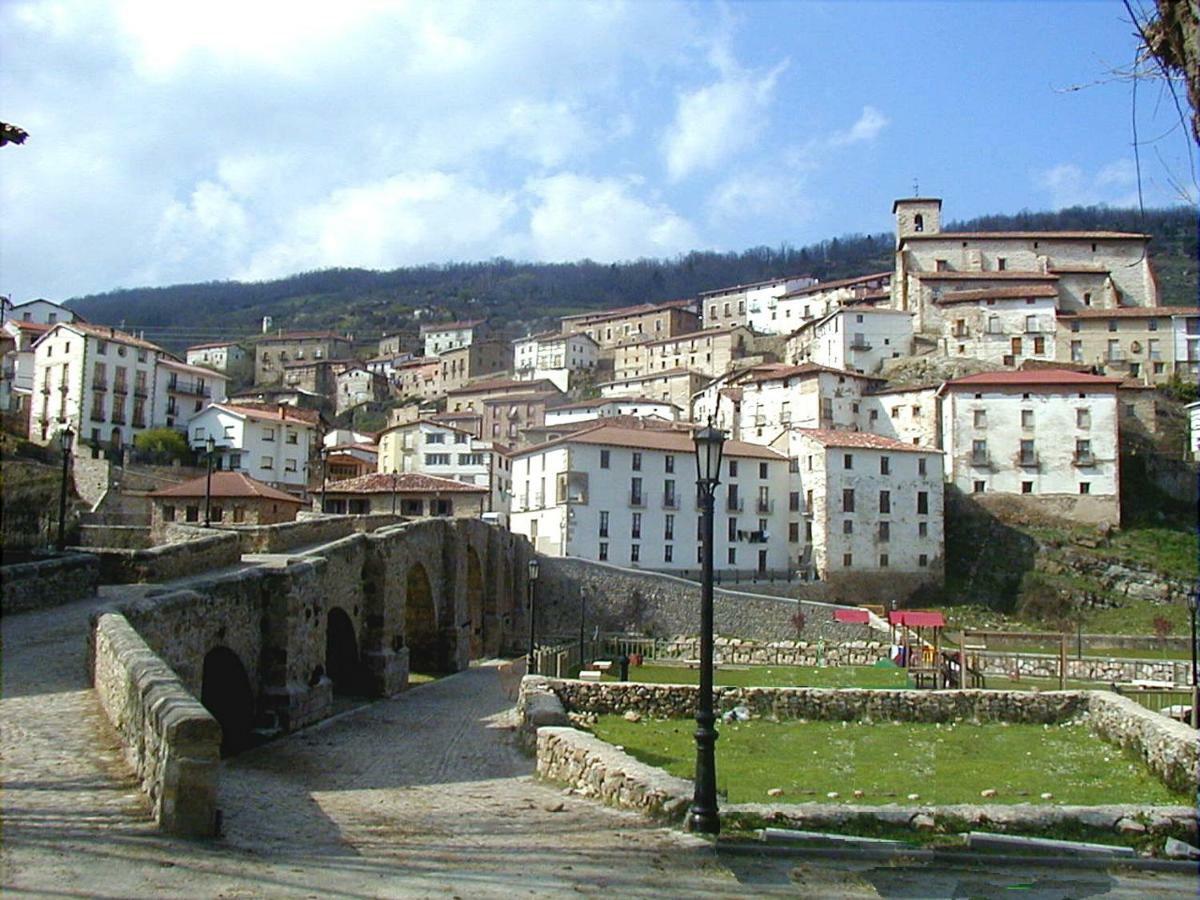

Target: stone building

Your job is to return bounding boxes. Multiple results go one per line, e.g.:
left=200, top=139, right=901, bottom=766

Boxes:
left=597, top=367, right=709, bottom=414
left=335, top=363, right=390, bottom=415
left=481, top=390, right=569, bottom=444
left=377, top=330, right=419, bottom=358
left=438, top=340, right=513, bottom=394
left=788, top=429, right=944, bottom=582
left=254, top=331, right=352, bottom=386
left=938, top=369, right=1122, bottom=525
left=724, top=364, right=878, bottom=444
left=393, top=357, right=442, bottom=401
left=787, top=308, right=913, bottom=374
left=1055, top=305, right=1200, bottom=385
left=699, top=274, right=817, bottom=331
left=148, top=470, right=302, bottom=540
left=185, top=341, right=252, bottom=383
left=613, top=325, right=753, bottom=380
left=444, top=377, right=563, bottom=415
left=559, top=300, right=699, bottom=350
left=927, top=284, right=1059, bottom=367
left=420, top=319, right=488, bottom=357
left=321, top=471, right=488, bottom=517
left=281, top=358, right=345, bottom=397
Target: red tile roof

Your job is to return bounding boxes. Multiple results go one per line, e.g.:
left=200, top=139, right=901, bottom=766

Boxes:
left=903, top=231, right=1148, bottom=241
left=186, top=340, right=242, bottom=351
left=561, top=299, right=694, bottom=322
left=446, top=377, right=561, bottom=396
left=916, top=271, right=1059, bottom=282
left=936, top=285, right=1060, bottom=305
left=640, top=325, right=744, bottom=347
left=160, top=357, right=229, bottom=380
left=324, top=472, right=487, bottom=494
left=779, top=272, right=892, bottom=299
left=255, top=331, right=349, bottom=343
left=7, top=320, right=52, bottom=333
left=1056, top=305, right=1199, bottom=319
left=518, top=422, right=785, bottom=460
left=743, top=363, right=876, bottom=384
left=43, top=322, right=166, bottom=353
left=699, top=274, right=817, bottom=297
left=150, top=471, right=303, bottom=503
left=214, top=402, right=321, bottom=425
left=793, top=428, right=940, bottom=453
left=942, top=370, right=1123, bottom=388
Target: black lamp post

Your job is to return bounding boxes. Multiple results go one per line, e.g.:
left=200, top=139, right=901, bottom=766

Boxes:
left=527, top=557, right=540, bottom=675
left=1188, top=588, right=1198, bottom=728
left=391, top=469, right=399, bottom=515
left=689, top=422, right=725, bottom=835
left=319, top=446, right=329, bottom=514
left=56, top=425, right=74, bottom=551
left=203, top=435, right=217, bottom=527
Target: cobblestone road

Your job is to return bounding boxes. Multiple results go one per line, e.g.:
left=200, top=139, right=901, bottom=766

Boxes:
left=3, top=594, right=1195, bottom=898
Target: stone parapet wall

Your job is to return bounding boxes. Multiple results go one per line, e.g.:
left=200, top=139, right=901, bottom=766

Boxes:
left=0, top=552, right=98, bottom=614
left=538, top=557, right=887, bottom=643
left=975, top=651, right=1191, bottom=686
left=536, top=726, right=692, bottom=821
left=1086, top=691, right=1198, bottom=795
left=87, top=531, right=242, bottom=584
left=91, top=612, right=220, bottom=836
left=216, top=513, right=408, bottom=554
left=526, top=677, right=1086, bottom=724
left=78, top=524, right=152, bottom=549
left=652, top=637, right=888, bottom=668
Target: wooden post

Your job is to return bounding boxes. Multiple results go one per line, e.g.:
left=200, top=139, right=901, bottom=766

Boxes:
left=1058, top=633, right=1067, bottom=690
left=958, top=631, right=967, bottom=691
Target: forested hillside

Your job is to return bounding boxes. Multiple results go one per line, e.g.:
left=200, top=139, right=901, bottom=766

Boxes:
left=66, top=205, right=1196, bottom=354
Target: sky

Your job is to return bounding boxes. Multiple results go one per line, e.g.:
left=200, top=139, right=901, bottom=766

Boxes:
left=1, top=0, right=1194, bottom=302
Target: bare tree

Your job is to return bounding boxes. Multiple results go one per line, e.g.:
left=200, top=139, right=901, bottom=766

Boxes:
left=1, top=122, right=28, bottom=147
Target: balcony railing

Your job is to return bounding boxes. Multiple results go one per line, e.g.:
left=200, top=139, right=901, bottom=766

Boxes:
left=970, top=451, right=991, bottom=467
left=1018, top=452, right=1039, bottom=468
left=94, top=381, right=108, bottom=392
left=726, top=496, right=744, bottom=512
left=849, top=339, right=872, bottom=351
left=629, top=492, right=645, bottom=508
left=1073, top=452, right=1096, bottom=467
left=169, top=379, right=212, bottom=397
left=756, top=498, right=774, bottom=514
left=662, top=494, right=678, bottom=510
left=133, top=385, right=149, bottom=398
left=113, top=383, right=128, bottom=395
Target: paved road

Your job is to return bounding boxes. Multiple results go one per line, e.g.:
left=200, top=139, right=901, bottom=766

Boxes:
left=3, top=594, right=1196, bottom=898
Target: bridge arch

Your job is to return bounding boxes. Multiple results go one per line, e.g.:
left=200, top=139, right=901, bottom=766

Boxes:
left=405, top=562, right=444, bottom=674
left=326, top=606, right=368, bottom=695
left=201, top=646, right=255, bottom=757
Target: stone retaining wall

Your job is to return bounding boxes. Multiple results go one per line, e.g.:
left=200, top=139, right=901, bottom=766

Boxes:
left=652, top=637, right=889, bottom=668
left=977, top=651, right=1191, bottom=686
left=539, top=557, right=887, bottom=643
left=0, top=552, right=98, bottom=614
left=78, top=524, right=152, bottom=549
left=91, top=612, right=220, bottom=836
left=87, top=531, right=242, bottom=583
left=1086, top=691, right=1199, bottom=794
left=529, top=677, right=1087, bottom=724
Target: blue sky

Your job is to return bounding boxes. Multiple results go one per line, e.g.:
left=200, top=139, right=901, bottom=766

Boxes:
left=0, top=0, right=1192, bottom=301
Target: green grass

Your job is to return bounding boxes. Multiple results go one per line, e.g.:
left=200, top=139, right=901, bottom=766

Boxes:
left=606, top=663, right=911, bottom=689
left=592, top=718, right=1188, bottom=806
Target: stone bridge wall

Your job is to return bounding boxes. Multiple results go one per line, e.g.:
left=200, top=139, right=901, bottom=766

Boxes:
left=0, top=552, right=99, bottom=614
left=538, top=557, right=886, bottom=643
left=85, top=531, right=243, bottom=584
left=221, top=513, right=408, bottom=554
left=91, top=612, right=220, bottom=836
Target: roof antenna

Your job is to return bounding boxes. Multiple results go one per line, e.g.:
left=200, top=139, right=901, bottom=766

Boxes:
left=912, top=177, right=919, bottom=197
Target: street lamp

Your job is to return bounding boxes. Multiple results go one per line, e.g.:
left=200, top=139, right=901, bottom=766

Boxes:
left=527, top=557, right=540, bottom=675
left=202, top=435, right=218, bottom=527
left=1188, top=588, right=1198, bottom=728
left=689, top=422, right=725, bottom=835
left=391, top=469, right=399, bottom=515
left=56, top=425, right=74, bottom=551
left=319, top=446, right=329, bottom=514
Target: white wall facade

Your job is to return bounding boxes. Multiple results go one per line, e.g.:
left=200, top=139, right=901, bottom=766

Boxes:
left=422, top=324, right=480, bottom=356
left=933, top=295, right=1058, bottom=365
left=859, top=387, right=941, bottom=448
left=187, top=405, right=315, bottom=489
left=790, top=309, right=913, bottom=374
left=739, top=368, right=871, bottom=444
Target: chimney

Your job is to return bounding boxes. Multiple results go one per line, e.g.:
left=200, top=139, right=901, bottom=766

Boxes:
left=279, top=404, right=287, bottom=420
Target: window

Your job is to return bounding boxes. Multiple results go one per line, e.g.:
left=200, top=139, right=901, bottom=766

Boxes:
left=879, top=553, right=889, bottom=567
left=630, top=477, right=643, bottom=505
left=843, top=553, right=853, bottom=567
left=600, top=449, right=610, bottom=468
left=285, top=459, right=298, bottom=472
left=664, top=545, right=673, bottom=563
left=879, top=490, right=890, bottom=514
left=843, top=520, right=853, bottom=535
left=1079, top=482, right=1090, bottom=494
left=664, top=514, right=674, bottom=540
left=631, top=513, right=642, bottom=539
left=1022, top=481, right=1033, bottom=494
left=727, top=547, right=737, bottom=565
left=1021, top=409, right=1034, bottom=429
left=973, top=480, right=985, bottom=493
left=664, top=478, right=676, bottom=506
left=233, top=507, right=245, bottom=523
left=728, top=460, right=738, bottom=478
left=1033, top=337, right=1045, bottom=355
left=918, top=554, right=929, bottom=567
left=599, top=511, right=609, bottom=537
left=263, top=427, right=275, bottom=442
left=842, top=488, right=855, bottom=512
left=1077, top=408, right=1091, bottom=429
left=665, top=455, right=675, bottom=473
left=917, top=491, right=929, bottom=514
left=805, top=489, right=813, bottom=510
left=1019, top=439, right=1036, bottom=466
left=918, top=458, right=927, bottom=476
left=261, top=456, right=274, bottom=470
left=727, top=517, right=737, bottom=541
left=918, top=521, right=928, bottom=538
left=630, top=544, right=640, bottom=563
left=599, top=542, right=608, bottom=561
left=997, top=257, right=1007, bottom=271
left=425, top=453, right=451, bottom=466
left=973, top=409, right=987, bottom=429
left=1075, top=439, right=1093, bottom=464
left=972, top=439, right=988, bottom=465
left=843, top=453, right=853, bottom=470
left=880, top=455, right=890, bottom=475
left=632, top=452, right=642, bottom=471
left=789, top=491, right=800, bottom=512
left=788, top=522, right=800, bottom=543
left=285, top=431, right=298, bottom=445
left=163, top=505, right=175, bottom=522
left=185, top=506, right=199, bottom=523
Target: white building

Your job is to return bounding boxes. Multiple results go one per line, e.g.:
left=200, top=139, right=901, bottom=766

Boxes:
left=930, top=285, right=1059, bottom=366
left=790, top=429, right=944, bottom=582
left=772, top=273, right=892, bottom=332
left=513, top=331, right=598, bottom=377
left=1, top=319, right=50, bottom=413
left=420, top=319, right=487, bottom=357
left=376, top=419, right=506, bottom=517
left=938, top=369, right=1122, bottom=525
left=788, top=308, right=913, bottom=374
left=5, top=298, right=78, bottom=326
left=509, top=422, right=793, bottom=575
left=187, top=403, right=319, bottom=491
left=544, top=397, right=680, bottom=426
left=735, top=364, right=876, bottom=444
left=1186, top=401, right=1200, bottom=459
left=700, top=274, right=818, bottom=331
left=597, top=367, right=710, bottom=413
left=614, top=326, right=754, bottom=380
left=155, top=357, right=229, bottom=431
left=860, top=385, right=941, bottom=448
left=335, top=363, right=389, bottom=415
left=185, top=341, right=251, bottom=380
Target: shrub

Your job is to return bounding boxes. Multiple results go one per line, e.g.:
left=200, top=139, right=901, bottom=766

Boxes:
left=132, top=428, right=191, bottom=463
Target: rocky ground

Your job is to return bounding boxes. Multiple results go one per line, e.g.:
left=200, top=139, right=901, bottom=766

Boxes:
left=2, top=594, right=1195, bottom=898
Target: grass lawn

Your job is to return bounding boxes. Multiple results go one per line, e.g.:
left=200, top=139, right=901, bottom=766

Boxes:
left=591, top=717, right=1188, bottom=807
left=605, top=663, right=911, bottom=689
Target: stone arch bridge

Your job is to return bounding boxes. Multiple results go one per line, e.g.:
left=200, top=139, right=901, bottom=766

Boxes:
left=101, top=518, right=535, bottom=748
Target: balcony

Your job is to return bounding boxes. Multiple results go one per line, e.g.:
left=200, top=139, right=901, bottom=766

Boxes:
left=169, top=379, right=212, bottom=397
left=94, top=381, right=108, bottom=392
left=1073, top=452, right=1096, bottom=467
left=970, top=451, right=991, bottom=467
left=1018, top=452, right=1039, bottom=468
left=662, top=494, right=678, bottom=510
left=113, top=383, right=128, bottom=395
left=849, top=339, right=872, bottom=351
left=133, top=385, right=149, bottom=398
left=756, top=498, right=774, bottom=514
left=1106, top=350, right=1126, bottom=363
left=628, top=492, right=645, bottom=508
left=726, top=496, right=744, bottom=512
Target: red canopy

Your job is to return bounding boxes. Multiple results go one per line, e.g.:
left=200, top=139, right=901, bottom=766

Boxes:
left=834, top=608, right=870, bottom=624
left=893, top=610, right=945, bottom=628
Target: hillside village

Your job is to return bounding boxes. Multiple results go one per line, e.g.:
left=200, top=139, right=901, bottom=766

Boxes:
left=3, top=196, right=1197, bottom=607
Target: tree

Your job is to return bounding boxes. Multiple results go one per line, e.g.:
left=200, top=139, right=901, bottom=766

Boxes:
left=132, top=428, right=191, bottom=463
left=1135, top=0, right=1200, bottom=146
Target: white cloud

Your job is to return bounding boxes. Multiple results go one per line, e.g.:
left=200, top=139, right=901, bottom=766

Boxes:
left=1034, top=161, right=1142, bottom=208
left=828, top=106, right=889, bottom=147
left=662, top=59, right=787, bottom=182
left=240, top=173, right=519, bottom=280
left=525, top=173, right=699, bottom=261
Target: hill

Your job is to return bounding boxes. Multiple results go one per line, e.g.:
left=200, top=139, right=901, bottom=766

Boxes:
left=65, top=205, right=1196, bottom=354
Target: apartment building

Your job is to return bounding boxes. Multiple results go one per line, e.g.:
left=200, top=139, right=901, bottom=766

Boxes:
left=930, top=285, right=1059, bottom=366
left=321, top=471, right=488, bottom=517
left=420, top=319, right=488, bottom=357
left=393, top=357, right=442, bottom=400
left=790, top=429, right=944, bottom=582
left=335, top=363, right=390, bottom=414
left=1056, top=306, right=1200, bottom=384
left=860, top=384, right=941, bottom=448
left=187, top=402, right=320, bottom=491
left=156, top=357, right=229, bottom=430
left=938, top=369, right=1122, bottom=525
left=4, top=298, right=78, bottom=326
left=735, top=364, right=877, bottom=444
left=254, top=331, right=352, bottom=385
left=771, top=273, right=892, bottom=333
left=700, top=274, right=817, bottom=330
left=445, top=377, right=563, bottom=415
left=614, top=326, right=753, bottom=380
left=513, top=331, right=598, bottom=374
left=787, top=308, right=913, bottom=374
left=481, top=390, right=569, bottom=444
left=1, top=319, right=50, bottom=413
left=598, top=368, right=709, bottom=413
left=377, top=419, right=492, bottom=488
left=439, top=340, right=513, bottom=394
left=185, top=341, right=252, bottom=382
left=559, top=300, right=699, bottom=350
left=508, top=422, right=792, bottom=574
